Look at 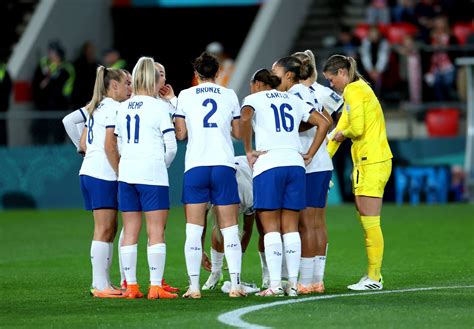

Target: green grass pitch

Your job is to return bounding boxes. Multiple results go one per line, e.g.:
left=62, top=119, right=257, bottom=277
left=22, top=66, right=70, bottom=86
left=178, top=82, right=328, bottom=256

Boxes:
left=1, top=204, right=473, bottom=328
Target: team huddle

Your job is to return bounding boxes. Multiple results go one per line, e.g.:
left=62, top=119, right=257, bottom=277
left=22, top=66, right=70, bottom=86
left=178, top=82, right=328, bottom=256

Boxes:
left=63, top=49, right=392, bottom=299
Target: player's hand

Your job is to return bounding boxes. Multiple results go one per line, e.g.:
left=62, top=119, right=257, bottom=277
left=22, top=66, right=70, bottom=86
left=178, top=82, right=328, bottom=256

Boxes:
left=201, top=251, right=211, bottom=272
left=159, top=84, right=175, bottom=100
left=332, top=131, right=346, bottom=142
left=302, top=153, right=313, bottom=166
left=247, top=150, right=267, bottom=168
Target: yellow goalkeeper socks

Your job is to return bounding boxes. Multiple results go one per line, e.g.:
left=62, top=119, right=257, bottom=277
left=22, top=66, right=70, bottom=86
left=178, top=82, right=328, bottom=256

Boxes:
left=360, top=215, right=384, bottom=281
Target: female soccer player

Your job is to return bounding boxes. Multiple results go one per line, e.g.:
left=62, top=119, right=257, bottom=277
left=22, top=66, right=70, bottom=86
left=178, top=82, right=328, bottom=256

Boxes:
left=271, top=56, right=332, bottom=294
left=241, top=68, right=330, bottom=297
left=116, top=56, right=178, bottom=299
left=76, top=66, right=128, bottom=298
left=323, top=54, right=393, bottom=290
left=174, top=52, right=244, bottom=299
left=62, top=70, right=132, bottom=152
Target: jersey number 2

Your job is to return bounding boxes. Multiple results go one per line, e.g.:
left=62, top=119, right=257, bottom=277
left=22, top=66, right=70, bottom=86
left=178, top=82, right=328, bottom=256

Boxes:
left=203, top=98, right=218, bottom=128
left=126, top=114, right=140, bottom=143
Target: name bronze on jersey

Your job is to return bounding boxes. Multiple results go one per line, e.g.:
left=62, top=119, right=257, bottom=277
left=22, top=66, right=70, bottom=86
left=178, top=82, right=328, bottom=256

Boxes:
left=196, top=86, right=221, bottom=94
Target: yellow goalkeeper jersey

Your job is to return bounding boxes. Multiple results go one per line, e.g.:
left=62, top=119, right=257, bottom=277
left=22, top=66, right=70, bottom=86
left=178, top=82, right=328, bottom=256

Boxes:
left=327, top=79, right=392, bottom=166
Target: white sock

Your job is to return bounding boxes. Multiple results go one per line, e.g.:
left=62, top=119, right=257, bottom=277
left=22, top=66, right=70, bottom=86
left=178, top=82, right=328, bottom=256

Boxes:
left=184, top=223, right=204, bottom=290
left=118, top=228, right=125, bottom=285
left=313, top=256, right=327, bottom=283
left=281, top=244, right=288, bottom=280
left=106, top=242, right=113, bottom=286
left=264, top=232, right=283, bottom=288
left=211, top=248, right=224, bottom=274
left=90, top=240, right=109, bottom=290
left=221, top=225, right=242, bottom=288
left=259, top=251, right=269, bottom=282
left=148, top=243, right=166, bottom=286
left=313, top=244, right=328, bottom=283
left=298, top=257, right=314, bottom=286
left=282, top=232, right=301, bottom=284
left=120, top=244, right=138, bottom=285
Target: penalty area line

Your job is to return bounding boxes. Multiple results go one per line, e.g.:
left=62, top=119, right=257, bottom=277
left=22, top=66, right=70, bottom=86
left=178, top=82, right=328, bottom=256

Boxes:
left=217, top=284, right=474, bottom=329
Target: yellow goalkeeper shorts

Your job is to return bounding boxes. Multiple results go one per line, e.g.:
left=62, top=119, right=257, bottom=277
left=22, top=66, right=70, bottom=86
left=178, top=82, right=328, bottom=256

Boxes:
left=352, top=159, right=392, bottom=198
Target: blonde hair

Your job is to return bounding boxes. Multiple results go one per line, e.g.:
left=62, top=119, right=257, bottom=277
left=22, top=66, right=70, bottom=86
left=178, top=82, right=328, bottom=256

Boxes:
left=132, top=56, right=158, bottom=96
left=85, top=66, right=124, bottom=116
left=292, top=49, right=317, bottom=82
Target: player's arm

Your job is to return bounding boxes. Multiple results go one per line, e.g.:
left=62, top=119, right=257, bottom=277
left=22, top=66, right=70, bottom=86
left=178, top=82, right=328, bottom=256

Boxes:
left=327, top=109, right=349, bottom=158
left=231, top=118, right=241, bottom=140
left=79, top=127, right=87, bottom=155
left=321, top=107, right=334, bottom=126
left=241, top=105, right=256, bottom=166
left=174, top=117, right=187, bottom=140
left=62, top=109, right=87, bottom=151
left=104, top=128, right=119, bottom=175
left=241, top=212, right=255, bottom=253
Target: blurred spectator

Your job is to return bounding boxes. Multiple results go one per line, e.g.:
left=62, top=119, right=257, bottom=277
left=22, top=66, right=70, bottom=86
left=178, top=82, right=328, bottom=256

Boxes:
left=366, top=0, right=391, bottom=25
left=397, top=34, right=422, bottom=104
left=334, top=25, right=361, bottom=59
left=102, top=48, right=127, bottom=70
left=0, top=49, right=12, bottom=146
left=391, top=0, right=417, bottom=25
left=31, top=40, right=75, bottom=144
left=71, top=41, right=98, bottom=109
left=359, top=25, right=390, bottom=96
left=414, top=0, right=442, bottom=42
left=192, top=41, right=235, bottom=87
left=424, top=16, right=459, bottom=101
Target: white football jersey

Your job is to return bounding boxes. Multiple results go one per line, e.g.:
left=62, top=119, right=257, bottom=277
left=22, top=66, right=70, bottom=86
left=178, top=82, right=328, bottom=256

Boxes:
left=241, top=89, right=313, bottom=177
left=175, top=82, right=240, bottom=172
left=115, top=95, right=175, bottom=186
left=79, top=97, right=119, bottom=181
left=311, top=82, right=344, bottom=115
left=234, top=156, right=254, bottom=215
left=289, top=84, right=333, bottom=173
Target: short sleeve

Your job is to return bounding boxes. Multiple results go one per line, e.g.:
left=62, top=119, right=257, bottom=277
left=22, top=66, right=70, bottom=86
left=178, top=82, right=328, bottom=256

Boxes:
left=297, top=97, right=315, bottom=122
left=105, top=107, right=117, bottom=128
left=160, top=109, right=175, bottom=136
left=174, top=91, right=186, bottom=119
left=230, top=91, right=241, bottom=120
left=241, top=95, right=255, bottom=112
left=321, top=87, right=343, bottom=115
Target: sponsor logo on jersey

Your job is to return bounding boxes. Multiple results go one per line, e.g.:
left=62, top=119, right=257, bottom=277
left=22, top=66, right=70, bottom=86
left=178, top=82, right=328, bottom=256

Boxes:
left=330, top=92, right=341, bottom=102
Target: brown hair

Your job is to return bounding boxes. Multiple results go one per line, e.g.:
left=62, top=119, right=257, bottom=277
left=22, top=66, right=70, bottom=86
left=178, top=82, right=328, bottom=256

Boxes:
left=251, top=68, right=281, bottom=89
left=322, top=54, right=364, bottom=83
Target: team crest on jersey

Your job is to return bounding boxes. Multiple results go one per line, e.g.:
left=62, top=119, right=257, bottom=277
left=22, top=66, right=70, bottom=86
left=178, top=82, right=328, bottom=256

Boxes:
left=346, top=104, right=350, bottom=113
left=330, top=92, right=341, bottom=102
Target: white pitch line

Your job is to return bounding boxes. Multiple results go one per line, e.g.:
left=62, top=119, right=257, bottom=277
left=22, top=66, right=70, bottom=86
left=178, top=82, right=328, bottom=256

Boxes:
left=217, top=285, right=474, bottom=329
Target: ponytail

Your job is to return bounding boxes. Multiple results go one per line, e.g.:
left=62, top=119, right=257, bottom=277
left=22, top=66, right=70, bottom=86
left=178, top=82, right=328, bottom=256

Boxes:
left=291, top=50, right=317, bottom=82
left=132, top=56, right=157, bottom=96
left=85, top=65, right=124, bottom=116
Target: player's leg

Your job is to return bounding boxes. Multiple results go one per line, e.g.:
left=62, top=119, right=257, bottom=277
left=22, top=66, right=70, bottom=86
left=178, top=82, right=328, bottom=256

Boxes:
left=118, top=227, right=126, bottom=289
left=212, top=166, right=244, bottom=297
left=280, top=166, right=305, bottom=296
left=118, top=182, right=144, bottom=298
left=255, top=209, right=284, bottom=297
left=182, top=167, right=211, bottom=298
left=202, top=223, right=224, bottom=290
left=255, top=214, right=270, bottom=288
left=348, top=160, right=391, bottom=291
left=310, top=171, right=332, bottom=293
left=297, top=207, right=316, bottom=294
left=81, top=175, right=121, bottom=298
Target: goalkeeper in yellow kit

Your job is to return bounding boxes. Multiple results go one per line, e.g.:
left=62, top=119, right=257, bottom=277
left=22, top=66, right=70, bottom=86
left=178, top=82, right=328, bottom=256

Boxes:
left=323, top=54, right=393, bottom=290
